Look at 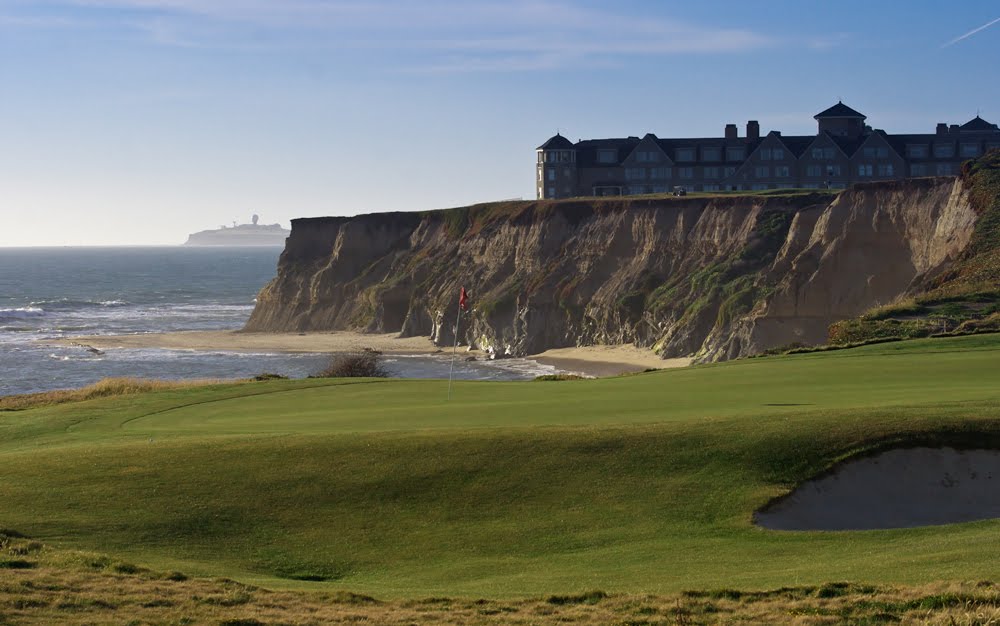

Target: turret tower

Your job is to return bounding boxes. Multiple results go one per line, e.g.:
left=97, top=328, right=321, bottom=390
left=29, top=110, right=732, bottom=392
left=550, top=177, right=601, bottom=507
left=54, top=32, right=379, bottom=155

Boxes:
left=536, top=133, right=577, bottom=199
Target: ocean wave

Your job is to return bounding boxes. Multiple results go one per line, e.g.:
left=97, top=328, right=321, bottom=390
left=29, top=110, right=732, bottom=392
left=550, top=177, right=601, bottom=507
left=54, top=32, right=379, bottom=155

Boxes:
left=28, top=298, right=131, bottom=311
left=0, top=307, right=45, bottom=321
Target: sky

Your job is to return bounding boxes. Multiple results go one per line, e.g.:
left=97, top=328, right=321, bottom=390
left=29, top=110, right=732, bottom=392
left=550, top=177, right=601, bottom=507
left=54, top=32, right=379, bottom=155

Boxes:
left=1, top=1, right=998, bottom=246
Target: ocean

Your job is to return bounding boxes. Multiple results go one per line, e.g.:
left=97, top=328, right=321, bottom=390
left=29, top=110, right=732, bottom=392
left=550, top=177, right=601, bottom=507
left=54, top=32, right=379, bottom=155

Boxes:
left=0, top=247, right=557, bottom=397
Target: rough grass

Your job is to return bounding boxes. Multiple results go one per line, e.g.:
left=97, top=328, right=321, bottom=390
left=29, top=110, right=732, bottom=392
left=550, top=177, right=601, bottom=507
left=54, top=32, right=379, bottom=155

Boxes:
left=0, top=376, right=238, bottom=411
left=1, top=335, right=1000, bottom=599
left=3, top=532, right=1000, bottom=625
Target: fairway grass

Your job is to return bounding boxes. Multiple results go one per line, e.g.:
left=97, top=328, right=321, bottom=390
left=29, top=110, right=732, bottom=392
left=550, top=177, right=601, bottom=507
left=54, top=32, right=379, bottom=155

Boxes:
left=1, top=334, right=999, bottom=599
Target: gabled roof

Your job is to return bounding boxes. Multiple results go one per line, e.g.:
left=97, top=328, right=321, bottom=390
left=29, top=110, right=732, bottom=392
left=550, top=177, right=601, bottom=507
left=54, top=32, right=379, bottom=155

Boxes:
left=624, top=134, right=672, bottom=163
left=853, top=130, right=903, bottom=160
left=575, top=137, right=642, bottom=167
left=814, top=101, right=866, bottom=120
left=537, top=134, right=575, bottom=150
left=959, top=115, right=999, bottom=132
left=761, top=132, right=816, bottom=158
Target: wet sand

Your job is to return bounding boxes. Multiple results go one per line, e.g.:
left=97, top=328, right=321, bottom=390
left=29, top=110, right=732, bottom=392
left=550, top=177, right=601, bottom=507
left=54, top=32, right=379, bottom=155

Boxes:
left=50, top=331, right=691, bottom=378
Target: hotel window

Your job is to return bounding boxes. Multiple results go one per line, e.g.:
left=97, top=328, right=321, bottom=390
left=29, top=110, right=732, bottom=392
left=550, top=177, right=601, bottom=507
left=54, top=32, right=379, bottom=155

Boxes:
left=936, top=163, right=954, bottom=176
left=726, top=147, right=745, bottom=161
left=724, top=167, right=736, bottom=177
left=754, top=166, right=769, bottom=178
left=933, top=144, right=954, bottom=158
left=826, top=165, right=841, bottom=176
left=652, top=185, right=669, bottom=193
left=703, top=167, right=720, bottom=178
left=806, top=165, right=822, bottom=177
left=564, top=168, right=572, bottom=178
left=650, top=167, right=671, bottom=180
left=759, top=148, right=772, bottom=160
left=547, top=187, right=555, bottom=198
left=676, top=148, right=696, bottom=162
left=858, top=164, right=873, bottom=177
left=627, top=185, right=647, bottom=195
left=751, top=183, right=769, bottom=190
left=625, top=167, right=646, bottom=181
left=775, top=165, right=790, bottom=177
left=811, top=147, right=836, bottom=160
left=911, top=164, right=928, bottom=176
left=678, top=167, right=694, bottom=179
left=701, top=147, right=721, bottom=161
left=597, top=149, right=617, bottom=163
left=863, top=147, right=888, bottom=158
left=547, top=169, right=556, bottom=181
left=960, top=143, right=980, bottom=157
left=771, top=148, right=785, bottom=160
left=703, top=184, right=721, bottom=191
left=537, top=152, right=545, bottom=163
left=877, top=164, right=894, bottom=177
left=636, top=150, right=660, bottom=163
left=907, top=144, right=928, bottom=158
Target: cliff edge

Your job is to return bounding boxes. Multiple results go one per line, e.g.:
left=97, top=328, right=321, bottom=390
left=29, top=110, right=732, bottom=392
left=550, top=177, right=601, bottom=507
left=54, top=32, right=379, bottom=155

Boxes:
left=245, top=177, right=976, bottom=362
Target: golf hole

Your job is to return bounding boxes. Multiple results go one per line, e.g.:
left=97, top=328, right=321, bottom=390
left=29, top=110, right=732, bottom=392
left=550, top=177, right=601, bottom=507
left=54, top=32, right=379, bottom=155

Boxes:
left=754, top=447, right=1000, bottom=530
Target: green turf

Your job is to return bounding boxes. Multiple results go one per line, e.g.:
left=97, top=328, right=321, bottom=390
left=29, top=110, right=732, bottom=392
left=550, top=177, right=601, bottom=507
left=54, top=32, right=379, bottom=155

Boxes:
left=1, top=334, right=999, bottom=597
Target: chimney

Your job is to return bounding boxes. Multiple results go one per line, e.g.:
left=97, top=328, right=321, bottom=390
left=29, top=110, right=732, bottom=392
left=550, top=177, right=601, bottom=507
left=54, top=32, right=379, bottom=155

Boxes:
left=936, top=123, right=948, bottom=135
left=950, top=124, right=960, bottom=133
left=725, top=123, right=738, bottom=140
left=746, top=120, right=760, bottom=141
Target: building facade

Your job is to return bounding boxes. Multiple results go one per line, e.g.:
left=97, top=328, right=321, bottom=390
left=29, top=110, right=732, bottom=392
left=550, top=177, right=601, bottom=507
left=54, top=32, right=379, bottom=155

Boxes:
left=535, top=102, right=1000, bottom=200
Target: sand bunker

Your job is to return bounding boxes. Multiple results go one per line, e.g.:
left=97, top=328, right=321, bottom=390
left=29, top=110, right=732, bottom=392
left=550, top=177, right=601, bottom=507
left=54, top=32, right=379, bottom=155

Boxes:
left=755, top=447, right=1000, bottom=530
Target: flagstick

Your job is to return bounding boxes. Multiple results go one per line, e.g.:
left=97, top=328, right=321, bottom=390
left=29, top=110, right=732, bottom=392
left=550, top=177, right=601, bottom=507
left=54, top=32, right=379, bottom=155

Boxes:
left=447, top=301, right=462, bottom=401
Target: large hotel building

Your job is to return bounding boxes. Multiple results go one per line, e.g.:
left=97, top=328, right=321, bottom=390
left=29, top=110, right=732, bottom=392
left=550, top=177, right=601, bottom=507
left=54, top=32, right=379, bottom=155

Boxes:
left=536, top=102, right=1000, bottom=199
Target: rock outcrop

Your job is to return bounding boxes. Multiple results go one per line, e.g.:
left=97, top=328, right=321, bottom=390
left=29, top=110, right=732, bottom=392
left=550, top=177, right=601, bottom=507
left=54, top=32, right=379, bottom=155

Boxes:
left=245, top=177, right=976, bottom=362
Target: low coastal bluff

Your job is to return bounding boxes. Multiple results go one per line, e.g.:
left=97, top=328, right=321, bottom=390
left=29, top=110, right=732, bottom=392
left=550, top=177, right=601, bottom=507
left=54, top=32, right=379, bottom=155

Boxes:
left=245, top=177, right=975, bottom=361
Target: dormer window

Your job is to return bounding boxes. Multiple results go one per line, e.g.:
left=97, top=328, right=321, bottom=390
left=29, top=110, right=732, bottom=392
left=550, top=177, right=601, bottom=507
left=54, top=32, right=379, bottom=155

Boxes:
left=597, top=149, right=617, bottom=164
left=635, top=150, right=660, bottom=162
left=676, top=148, right=696, bottom=161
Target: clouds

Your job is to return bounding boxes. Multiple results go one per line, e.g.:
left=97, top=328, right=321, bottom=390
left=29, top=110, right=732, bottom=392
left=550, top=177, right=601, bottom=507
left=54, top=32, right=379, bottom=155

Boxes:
left=9, top=0, right=783, bottom=71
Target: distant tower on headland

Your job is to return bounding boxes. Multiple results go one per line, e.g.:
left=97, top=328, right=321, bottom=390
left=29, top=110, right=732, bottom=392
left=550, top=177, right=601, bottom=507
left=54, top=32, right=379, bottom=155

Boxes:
left=252, top=214, right=259, bottom=225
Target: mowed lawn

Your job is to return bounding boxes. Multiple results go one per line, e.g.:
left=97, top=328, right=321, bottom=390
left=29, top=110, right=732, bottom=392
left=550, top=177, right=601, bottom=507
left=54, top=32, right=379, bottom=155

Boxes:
left=1, top=334, right=999, bottom=597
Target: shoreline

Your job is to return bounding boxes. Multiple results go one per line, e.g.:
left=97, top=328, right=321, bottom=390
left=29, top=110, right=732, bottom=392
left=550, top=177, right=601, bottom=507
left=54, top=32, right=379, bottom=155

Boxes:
left=48, top=331, right=691, bottom=378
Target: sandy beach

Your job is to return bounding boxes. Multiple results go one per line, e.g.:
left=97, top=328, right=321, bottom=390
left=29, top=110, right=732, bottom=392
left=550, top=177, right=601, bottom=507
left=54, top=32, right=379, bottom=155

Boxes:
left=51, top=331, right=690, bottom=378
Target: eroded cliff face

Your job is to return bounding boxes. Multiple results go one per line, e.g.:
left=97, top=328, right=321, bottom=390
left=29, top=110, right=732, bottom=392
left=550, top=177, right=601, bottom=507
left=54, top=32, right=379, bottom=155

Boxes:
left=245, top=177, right=975, bottom=362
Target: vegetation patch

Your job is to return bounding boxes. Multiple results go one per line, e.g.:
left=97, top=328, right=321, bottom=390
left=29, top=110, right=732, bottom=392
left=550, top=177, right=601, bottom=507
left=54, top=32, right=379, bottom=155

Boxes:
left=312, top=349, right=388, bottom=378
left=0, top=377, right=238, bottom=411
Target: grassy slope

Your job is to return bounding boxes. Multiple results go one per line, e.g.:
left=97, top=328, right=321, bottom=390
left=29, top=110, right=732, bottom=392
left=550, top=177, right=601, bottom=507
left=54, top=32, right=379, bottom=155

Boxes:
left=1, top=335, right=999, bottom=598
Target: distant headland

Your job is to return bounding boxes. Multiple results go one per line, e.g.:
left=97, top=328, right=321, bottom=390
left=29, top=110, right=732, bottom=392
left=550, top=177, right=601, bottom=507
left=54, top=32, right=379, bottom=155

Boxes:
left=184, top=215, right=290, bottom=246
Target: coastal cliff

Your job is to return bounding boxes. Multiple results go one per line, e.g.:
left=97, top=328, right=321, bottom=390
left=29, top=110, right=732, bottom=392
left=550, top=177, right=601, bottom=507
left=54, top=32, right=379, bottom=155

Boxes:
left=245, top=177, right=977, bottom=361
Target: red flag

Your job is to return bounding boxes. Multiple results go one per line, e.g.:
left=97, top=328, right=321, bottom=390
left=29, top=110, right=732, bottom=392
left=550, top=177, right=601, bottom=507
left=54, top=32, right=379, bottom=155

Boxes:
left=459, top=287, right=469, bottom=311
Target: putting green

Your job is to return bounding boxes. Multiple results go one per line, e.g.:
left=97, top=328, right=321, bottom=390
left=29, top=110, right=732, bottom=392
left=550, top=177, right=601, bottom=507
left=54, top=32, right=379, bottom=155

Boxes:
left=1, top=334, right=999, bottom=597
